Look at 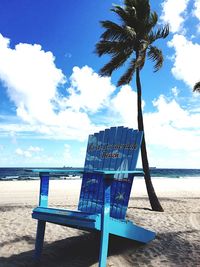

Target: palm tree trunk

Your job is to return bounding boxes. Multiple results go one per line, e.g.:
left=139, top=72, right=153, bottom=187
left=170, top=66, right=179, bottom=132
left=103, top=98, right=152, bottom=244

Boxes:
left=136, top=68, right=164, bottom=212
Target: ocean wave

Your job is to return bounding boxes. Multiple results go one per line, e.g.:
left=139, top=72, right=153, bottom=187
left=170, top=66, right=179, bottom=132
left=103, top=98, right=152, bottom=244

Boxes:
left=0, top=168, right=200, bottom=181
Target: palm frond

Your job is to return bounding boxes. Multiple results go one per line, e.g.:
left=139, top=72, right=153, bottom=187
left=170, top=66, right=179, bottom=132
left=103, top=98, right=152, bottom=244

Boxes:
left=100, top=21, right=126, bottom=41
left=96, top=0, right=168, bottom=81
left=149, top=12, right=158, bottom=28
left=125, top=25, right=136, bottom=39
left=111, top=5, right=131, bottom=26
left=149, top=25, right=169, bottom=43
left=134, top=0, right=150, bottom=21
left=193, top=81, right=200, bottom=92
left=147, top=45, right=163, bottom=72
left=124, top=0, right=137, bottom=16
left=99, top=50, right=133, bottom=76
left=95, top=40, right=133, bottom=57
left=100, top=20, right=136, bottom=42
left=117, top=59, right=136, bottom=86
left=124, top=0, right=151, bottom=34
left=124, top=0, right=136, bottom=8
left=95, top=41, right=121, bottom=57
left=118, top=48, right=147, bottom=86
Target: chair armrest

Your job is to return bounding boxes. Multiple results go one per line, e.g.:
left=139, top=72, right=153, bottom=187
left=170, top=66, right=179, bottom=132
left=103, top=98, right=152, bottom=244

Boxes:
left=26, top=168, right=84, bottom=175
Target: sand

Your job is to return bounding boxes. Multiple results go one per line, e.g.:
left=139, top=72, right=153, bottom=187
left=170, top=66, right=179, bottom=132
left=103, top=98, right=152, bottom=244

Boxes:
left=0, top=178, right=200, bottom=267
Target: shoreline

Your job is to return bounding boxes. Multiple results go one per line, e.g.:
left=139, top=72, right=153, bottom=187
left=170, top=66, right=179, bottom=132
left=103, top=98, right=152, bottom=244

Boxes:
left=1, top=174, right=200, bottom=182
left=1, top=178, right=200, bottom=266
left=0, top=178, right=200, bottom=206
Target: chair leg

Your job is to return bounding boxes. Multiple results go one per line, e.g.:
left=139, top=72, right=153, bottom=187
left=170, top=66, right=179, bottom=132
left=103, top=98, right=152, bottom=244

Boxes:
left=99, top=231, right=109, bottom=267
left=34, top=220, right=46, bottom=260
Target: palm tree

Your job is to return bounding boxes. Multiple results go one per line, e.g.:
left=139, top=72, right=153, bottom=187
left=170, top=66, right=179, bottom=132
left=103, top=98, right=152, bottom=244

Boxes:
left=95, top=0, right=169, bottom=211
left=193, top=82, right=200, bottom=93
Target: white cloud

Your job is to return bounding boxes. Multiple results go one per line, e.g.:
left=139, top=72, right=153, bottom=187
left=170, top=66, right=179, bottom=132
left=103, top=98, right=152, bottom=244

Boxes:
left=65, top=66, right=115, bottom=113
left=16, top=148, right=32, bottom=158
left=61, top=144, right=87, bottom=167
left=110, top=85, right=139, bottom=128
left=143, top=94, right=200, bottom=168
left=110, top=85, right=146, bottom=129
left=28, top=146, right=43, bottom=152
left=15, top=146, right=43, bottom=158
left=0, top=35, right=200, bottom=168
left=193, top=0, right=200, bottom=33
left=171, top=86, right=180, bottom=97
left=161, top=0, right=190, bottom=33
left=0, top=34, right=115, bottom=141
left=168, top=34, right=200, bottom=88
left=144, top=95, right=200, bottom=152
left=193, top=0, right=200, bottom=19
left=101, top=91, right=200, bottom=168
left=0, top=34, right=65, bottom=125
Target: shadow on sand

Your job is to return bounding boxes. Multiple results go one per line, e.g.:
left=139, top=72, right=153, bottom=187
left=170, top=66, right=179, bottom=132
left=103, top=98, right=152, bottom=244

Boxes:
left=0, top=232, right=142, bottom=267
left=0, top=228, right=200, bottom=267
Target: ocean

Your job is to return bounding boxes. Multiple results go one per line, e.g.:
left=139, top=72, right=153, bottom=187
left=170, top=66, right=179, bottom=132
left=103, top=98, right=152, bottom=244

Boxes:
left=0, top=167, right=200, bottom=181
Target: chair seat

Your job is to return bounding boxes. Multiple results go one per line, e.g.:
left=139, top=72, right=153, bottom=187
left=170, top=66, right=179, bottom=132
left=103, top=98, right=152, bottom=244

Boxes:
left=32, top=207, right=155, bottom=243
left=32, top=207, right=101, bottom=231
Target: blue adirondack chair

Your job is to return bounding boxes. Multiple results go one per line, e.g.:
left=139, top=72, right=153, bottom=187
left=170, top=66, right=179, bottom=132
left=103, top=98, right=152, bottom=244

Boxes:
left=30, top=126, right=155, bottom=267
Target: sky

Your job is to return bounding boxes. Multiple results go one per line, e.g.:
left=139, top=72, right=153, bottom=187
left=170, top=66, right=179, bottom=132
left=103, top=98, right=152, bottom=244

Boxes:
left=0, top=0, right=200, bottom=168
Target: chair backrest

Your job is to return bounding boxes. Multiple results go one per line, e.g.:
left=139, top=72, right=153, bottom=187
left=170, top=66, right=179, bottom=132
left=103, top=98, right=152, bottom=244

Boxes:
left=78, top=126, right=143, bottom=219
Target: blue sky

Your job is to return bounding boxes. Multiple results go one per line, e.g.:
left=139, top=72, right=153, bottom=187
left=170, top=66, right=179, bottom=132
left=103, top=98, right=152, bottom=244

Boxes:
left=0, top=0, right=200, bottom=168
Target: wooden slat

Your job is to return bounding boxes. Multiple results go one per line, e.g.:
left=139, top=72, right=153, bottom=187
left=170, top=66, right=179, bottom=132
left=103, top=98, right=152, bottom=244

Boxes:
left=78, top=126, right=143, bottom=220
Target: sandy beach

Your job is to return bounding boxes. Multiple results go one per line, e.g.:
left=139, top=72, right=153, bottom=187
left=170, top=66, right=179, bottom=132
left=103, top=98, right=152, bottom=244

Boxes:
left=0, top=178, right=200, bottom=267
